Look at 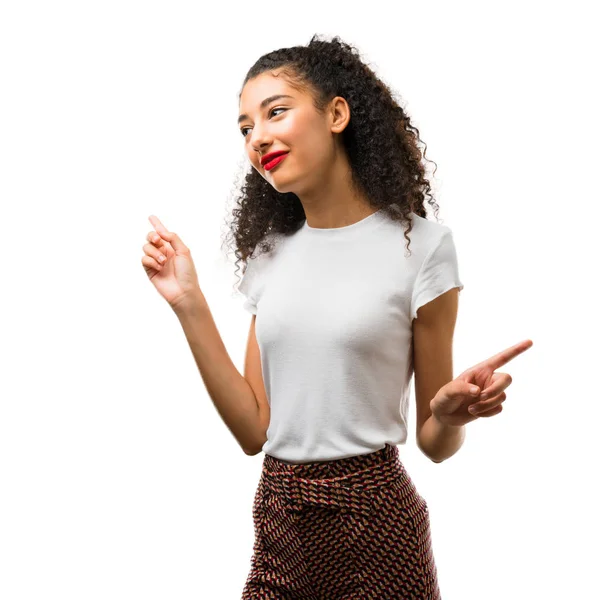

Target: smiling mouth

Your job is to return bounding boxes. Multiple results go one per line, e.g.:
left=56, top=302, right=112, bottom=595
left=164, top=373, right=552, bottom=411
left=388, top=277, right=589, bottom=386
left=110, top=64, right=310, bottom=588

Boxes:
left=263, top=153, right=289, bottom=171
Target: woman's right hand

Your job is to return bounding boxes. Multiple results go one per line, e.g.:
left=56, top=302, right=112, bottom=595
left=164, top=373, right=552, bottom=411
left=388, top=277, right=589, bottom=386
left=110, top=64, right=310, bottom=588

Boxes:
left=142, top=215, right=202, bottom=310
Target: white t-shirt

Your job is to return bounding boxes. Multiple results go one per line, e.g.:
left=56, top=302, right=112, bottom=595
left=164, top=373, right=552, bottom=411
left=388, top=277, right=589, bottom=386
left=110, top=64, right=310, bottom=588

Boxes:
left=237, top=209, right=464, bottom=464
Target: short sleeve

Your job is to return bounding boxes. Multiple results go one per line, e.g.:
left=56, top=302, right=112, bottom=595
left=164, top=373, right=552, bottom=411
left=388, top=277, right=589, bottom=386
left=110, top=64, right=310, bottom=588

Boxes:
left=411, top=230, right=464, bottom=321
left=237, top=258, right=258, bottom=315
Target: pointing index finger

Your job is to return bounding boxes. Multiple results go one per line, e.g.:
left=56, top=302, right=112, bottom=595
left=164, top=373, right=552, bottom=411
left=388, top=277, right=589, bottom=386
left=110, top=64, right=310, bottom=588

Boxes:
left=485, top=339, right=533, bottom=370
left=149, top=215, right=168, bottom=234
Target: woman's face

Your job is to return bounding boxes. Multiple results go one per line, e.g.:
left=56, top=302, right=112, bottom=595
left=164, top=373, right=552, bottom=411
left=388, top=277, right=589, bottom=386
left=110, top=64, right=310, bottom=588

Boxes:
left=238, top=71, right=340, bottom=195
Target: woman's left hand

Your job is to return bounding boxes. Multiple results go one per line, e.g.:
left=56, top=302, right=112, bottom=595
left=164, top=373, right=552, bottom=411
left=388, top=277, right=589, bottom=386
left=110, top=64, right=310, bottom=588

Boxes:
left=430, top=339, right=533, bottom=427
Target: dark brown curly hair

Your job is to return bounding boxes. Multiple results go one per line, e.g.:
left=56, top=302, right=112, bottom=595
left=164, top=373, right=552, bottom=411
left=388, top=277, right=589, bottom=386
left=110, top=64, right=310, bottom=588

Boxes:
left=222, top=34, right=441, bottom=290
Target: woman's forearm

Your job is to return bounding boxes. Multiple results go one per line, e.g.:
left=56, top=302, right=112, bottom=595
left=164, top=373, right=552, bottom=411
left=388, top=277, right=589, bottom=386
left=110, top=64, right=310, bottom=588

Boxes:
left=172, top=291, right=263, bottom=455
left=418, top=414, right=466, bottom=463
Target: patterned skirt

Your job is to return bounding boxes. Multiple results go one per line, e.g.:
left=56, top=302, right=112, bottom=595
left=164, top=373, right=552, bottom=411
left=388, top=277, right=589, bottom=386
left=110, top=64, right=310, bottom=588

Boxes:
left=241, top=443, right=441, bottom=599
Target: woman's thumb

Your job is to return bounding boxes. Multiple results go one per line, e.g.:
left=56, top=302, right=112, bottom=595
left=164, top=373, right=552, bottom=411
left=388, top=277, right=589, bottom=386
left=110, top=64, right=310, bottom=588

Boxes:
left=159, top=228, right=188, bottom=253
left=467, top=383, right=480, bottom=396
left=449, top=380, right=480, bottom=398
left=149, top=215, right=189, bottom=253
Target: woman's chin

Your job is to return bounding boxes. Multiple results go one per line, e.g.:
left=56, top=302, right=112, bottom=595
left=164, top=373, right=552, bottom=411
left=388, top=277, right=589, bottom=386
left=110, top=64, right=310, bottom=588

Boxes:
left=266, top=174, right=297, bottom=194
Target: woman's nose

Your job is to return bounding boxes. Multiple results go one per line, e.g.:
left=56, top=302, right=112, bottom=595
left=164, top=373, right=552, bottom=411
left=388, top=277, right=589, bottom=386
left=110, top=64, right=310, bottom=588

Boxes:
left=250, top=122, right=273, bottom=149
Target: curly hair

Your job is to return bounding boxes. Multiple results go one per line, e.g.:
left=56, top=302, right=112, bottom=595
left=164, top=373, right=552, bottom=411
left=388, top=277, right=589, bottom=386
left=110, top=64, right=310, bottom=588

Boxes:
left=222, top=33, right=441, bottom=290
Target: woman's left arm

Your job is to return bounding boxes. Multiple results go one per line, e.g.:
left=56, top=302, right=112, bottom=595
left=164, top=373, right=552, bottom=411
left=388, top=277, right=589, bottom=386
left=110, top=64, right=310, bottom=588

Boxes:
left=412, top=287, right=533, bottom=463
left=412, top=286, right=464, bottom=463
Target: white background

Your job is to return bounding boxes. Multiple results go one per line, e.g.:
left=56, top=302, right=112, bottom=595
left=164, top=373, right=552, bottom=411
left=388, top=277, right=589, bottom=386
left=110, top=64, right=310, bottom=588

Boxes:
left=1, top=1, right=598, bottom=598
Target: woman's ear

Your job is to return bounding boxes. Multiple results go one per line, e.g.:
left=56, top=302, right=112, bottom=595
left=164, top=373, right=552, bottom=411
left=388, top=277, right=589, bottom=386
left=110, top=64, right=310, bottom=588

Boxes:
left=329, top=96, right=351, bottom=134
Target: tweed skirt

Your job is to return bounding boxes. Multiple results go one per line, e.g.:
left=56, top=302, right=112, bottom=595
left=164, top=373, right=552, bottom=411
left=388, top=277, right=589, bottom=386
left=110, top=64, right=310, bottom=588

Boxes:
left=241, top=443, right=441, bottom=599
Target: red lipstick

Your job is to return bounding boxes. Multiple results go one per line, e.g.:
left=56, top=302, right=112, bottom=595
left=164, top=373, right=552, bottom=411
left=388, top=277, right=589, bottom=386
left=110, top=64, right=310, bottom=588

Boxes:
left=261, top=150, right=289, bottom=170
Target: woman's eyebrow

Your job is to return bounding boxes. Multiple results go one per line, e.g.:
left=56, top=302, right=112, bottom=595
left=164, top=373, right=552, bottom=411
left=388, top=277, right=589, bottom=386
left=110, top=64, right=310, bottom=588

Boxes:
left=238, top=94, right=294, bottom=124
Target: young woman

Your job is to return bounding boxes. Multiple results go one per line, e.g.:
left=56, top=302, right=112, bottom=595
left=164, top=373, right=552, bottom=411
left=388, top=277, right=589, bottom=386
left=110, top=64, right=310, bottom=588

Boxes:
left=141, top=34, right=532, bottom=600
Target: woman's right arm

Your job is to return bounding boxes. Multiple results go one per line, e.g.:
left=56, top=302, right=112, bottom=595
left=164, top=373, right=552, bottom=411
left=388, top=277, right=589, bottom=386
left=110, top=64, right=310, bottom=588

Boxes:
left=172, top=291, right=265, bottom=456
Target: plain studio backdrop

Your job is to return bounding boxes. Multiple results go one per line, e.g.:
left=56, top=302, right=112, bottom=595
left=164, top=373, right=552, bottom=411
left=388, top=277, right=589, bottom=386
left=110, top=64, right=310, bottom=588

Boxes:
left=1, top=1, right=598, bottom=598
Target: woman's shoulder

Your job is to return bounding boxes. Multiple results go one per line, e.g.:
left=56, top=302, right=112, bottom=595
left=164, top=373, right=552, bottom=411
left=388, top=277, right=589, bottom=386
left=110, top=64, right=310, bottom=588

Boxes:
left=408, top=212, right=454, bottom=238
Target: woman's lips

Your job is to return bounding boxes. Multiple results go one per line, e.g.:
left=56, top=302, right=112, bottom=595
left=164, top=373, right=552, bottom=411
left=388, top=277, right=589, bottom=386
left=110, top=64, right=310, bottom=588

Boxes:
left=264, top=152, right=289, bottom=171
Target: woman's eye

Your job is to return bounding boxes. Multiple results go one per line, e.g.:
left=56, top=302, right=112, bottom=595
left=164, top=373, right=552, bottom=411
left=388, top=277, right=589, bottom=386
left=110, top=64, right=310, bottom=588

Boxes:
left=240, top=107, right=287, bottom=137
